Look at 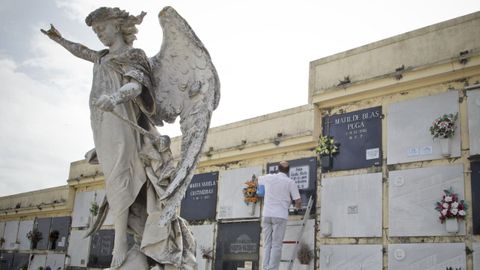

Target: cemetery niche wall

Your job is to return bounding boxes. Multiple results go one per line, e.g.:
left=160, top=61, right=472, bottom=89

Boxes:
left=321, top=106, right=382, bottom=171
left=180, top=172, right=218, bottom=221
left=217, top=166, right=263, bottom=219
left=267, top=157, right=317, bottom=213
left=387, top=91, right=461, bottom=164
left=215, top=222, right=260, bottom=270
left=389, top=164, right=466, bottom=236
left=88, top=229, right=135, bottom=268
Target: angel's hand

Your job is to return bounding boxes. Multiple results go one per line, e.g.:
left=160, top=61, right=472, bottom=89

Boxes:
left=95, top=95, right=116, bottom=112
left=40, top=24, right=62, bottom=41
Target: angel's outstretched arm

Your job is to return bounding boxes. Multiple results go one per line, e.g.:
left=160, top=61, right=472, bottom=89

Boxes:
left=41, top=24, right=98, bottom=63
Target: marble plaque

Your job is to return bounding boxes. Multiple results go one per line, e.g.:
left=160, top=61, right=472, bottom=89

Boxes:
left=267, top=157, right=317, bottom=191
left=217, top=166, right=262, bottom=219
left=72, top=189, right=112, bottom=228
left=388, top=243, right=465, bottom=270
left=36, top=217, right=51, bottom=250
left=387, top=91, right=460, bottom=164
left=474, top=242, right=480, bottom=270
left=267, top=157, right=317, bottom=212
left=323, top=106, right=382, bottom=170
left=3, top=220, right=19, bottom=250
left=320, top=173, right=382, bottom=237
left=191, top=224, right=215, bottom=270
left=72, top=190, right=94, bottom=227
left=0, top=253, right=13, bottom=269
left=181, top=172, right=218, bottom=221
left=215, top=222, right=260, bottom=270
left=468, top=89, right=480, bottom=155
left=46, top=253, right=65, bottom=270
left=29, top=254, right=47, bottom=269
left=319, top=245, right=383, bottom=269
left=12, top=253, right=29, bottom=269
left=17, top=220, right=33, bottom=250
left=68, top=230, right=91, bottom=267
left=389, top=164, right=465, bottom=236
left=279, top=219, right=315, bottom=270
left=50, top=216, right=71, bottom=251
left=88, top=229, right=114, bottom=268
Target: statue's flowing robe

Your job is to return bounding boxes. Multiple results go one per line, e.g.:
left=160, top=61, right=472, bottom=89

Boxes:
left=90, top=48, right=151, bottom=218
left=89, top=48, right=195, bottom=269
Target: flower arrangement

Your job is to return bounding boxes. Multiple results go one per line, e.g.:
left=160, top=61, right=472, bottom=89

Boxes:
left=27, top=228, right=43, bottom=243
left=430, top=113, right=458, bottom=139
left=435, top=187, right=467, bottom=223
left=90, top=200, right=99, bottom=216
left=315, top=135, right=339, bottom=157
left=243, top=175, right=259, bottom=205
left=297, top=243, right=313, bottom=265
left=49, top=230, right=60, bottom=250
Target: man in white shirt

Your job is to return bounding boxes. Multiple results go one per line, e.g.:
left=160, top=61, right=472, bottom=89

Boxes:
left=259, top=161, right=301, bottom=270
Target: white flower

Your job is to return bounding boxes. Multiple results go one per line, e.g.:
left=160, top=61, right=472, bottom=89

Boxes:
left=451, top=201, right=459, bottom=208
left=442, top=203, right=449, bottom=209
left=450, top=208, right=458, bottom=215
left=459, top=210, right=466, bottom=216
left=444, top=196, right=453, bottom=202
left=441, top=209, right=448, bottom=216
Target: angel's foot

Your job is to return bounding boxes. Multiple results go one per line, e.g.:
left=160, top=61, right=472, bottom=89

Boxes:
left=110, top=240, right=128, bottom=268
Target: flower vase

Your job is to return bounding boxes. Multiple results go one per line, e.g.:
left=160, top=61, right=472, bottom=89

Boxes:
left=250, top=203, right=256, bottom=216
left=321, top=155, right=332, bottom=172
left=439, top=138, right=451, bottom=157
left=445, top=218, right=459, bottom=233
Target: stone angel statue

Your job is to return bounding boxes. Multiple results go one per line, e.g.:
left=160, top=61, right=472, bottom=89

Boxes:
left=41, top=6, right=220, bottom=270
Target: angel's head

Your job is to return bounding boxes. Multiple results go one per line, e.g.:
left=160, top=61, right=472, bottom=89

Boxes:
left=85, top=7, right=146, bottom=47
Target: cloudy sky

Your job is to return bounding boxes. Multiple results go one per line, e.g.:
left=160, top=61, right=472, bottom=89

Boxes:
left=0, top=0, right=479, bottom=196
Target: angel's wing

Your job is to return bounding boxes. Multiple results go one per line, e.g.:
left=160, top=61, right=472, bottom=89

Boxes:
left=150, top=6, right=220, bottom=225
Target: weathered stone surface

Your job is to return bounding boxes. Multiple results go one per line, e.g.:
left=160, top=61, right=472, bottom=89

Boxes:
left=319, top=244, right=383, bottom=269
left=320, top=173, right=382, bottom=237
left=389, top=164, right=465, bottom=236
left=42, top=5, right=219, bottom=269
left=46, top=253, right=66, bottom=270
left=29, top=254, right=47, bottom=269
left=3, top=220, right=19, bottom=250
left=388, top=243, right=466, bottom=270
left=217, top=166, right=262, bottom=219
left=17, top=220, right=33, bottom=250
left=473, top=242, right=480, bottom=269
left=190, top=224, right=215, bottom=270
left=387, top=91, right=460, bottom=164
left=67, top=230, right=91, bottom=267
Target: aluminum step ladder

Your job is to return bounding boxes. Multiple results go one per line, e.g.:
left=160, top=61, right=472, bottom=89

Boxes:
left=284, top=196, right=314, bottom=270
